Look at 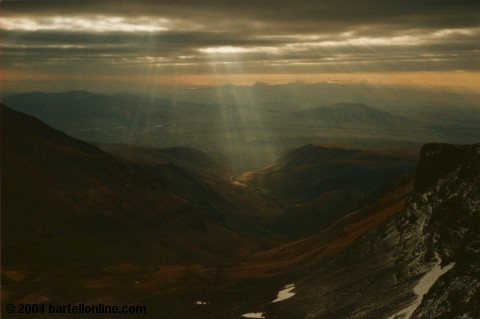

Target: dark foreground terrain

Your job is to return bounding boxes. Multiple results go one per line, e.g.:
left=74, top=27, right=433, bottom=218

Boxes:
left=1, top=104, right=479, bottom=319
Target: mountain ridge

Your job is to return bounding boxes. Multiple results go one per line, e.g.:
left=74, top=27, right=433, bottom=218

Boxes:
left=0, top=103, right=277, bottom=268
left=291, top=102, right=411, bottom=128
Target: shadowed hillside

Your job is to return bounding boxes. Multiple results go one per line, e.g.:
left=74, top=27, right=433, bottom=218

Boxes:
left=1, top=104, right=282, bottom=268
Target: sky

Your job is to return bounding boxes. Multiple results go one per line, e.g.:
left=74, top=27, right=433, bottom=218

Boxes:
left=1, top=0, right=479, bottom=92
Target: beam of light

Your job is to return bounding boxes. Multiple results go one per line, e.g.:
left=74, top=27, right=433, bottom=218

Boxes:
left=121, top=29, right=172, bottom=148
left=203, top=53, right=278, bottom=172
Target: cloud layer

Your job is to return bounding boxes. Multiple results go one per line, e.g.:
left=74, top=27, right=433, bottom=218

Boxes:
left=1, top=0, right=479, bottom=90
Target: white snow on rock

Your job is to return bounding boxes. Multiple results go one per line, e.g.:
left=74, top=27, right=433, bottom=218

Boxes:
left=272, top=283, right=296, bottom=303
left=385, top=256, right=455, bottom=319
left=241, top=312, right=265, bottom=318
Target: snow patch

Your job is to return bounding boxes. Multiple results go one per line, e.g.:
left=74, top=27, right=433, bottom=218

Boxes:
left=385, top=257, right=455, bottom=319
left=241, top=312, right=265, bottom=318
left=272, top=283, right=295, bottom=303
left=230, top=176, right=246, bottom=187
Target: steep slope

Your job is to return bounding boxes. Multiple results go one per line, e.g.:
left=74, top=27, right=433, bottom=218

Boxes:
left=409, top=144, right=480, bottom=319
left=1, top=106, right=218, bottom=264
left=1, top=104, right=285, bottom=311
left=97, top=144, right=220, bottom=172
left=240, top=144, right=416, bottom=203
left=260, top=143, right=479, bottom=319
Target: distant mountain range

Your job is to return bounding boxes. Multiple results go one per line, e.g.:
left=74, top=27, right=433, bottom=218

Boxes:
left=3, top=90, right=480, bottom=174
left=2, top=93, right=413, bottom=130
left=291, top=102, right=412, bottom=128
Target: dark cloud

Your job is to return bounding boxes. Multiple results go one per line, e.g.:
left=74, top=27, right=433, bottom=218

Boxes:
left=0, top=0, right=479, bottom=90
left=2, top=0, right=479, bottom=31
